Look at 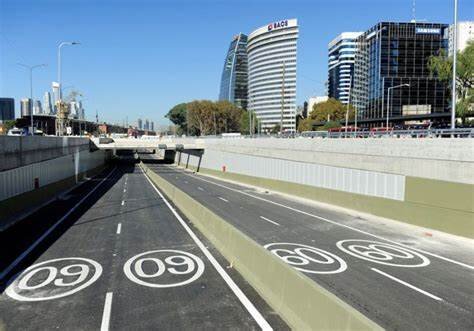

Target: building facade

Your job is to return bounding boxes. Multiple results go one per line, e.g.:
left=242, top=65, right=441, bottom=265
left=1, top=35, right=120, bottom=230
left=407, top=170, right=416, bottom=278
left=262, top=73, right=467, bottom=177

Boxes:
left=138, top=118, right=143, bottom=130
left=219, top=33, right=248, bottom=109
left=449, top=21, right=474, bottom=56
left=20, top=98, right=32, bottom=117
left=0, top=98, right=15, bottom=123
left=247, top=19, right=299, bottom=132
left=307, top=96, right=329, bottom=115
left=33, top=100, right=43, bottom=115
left=43, top=92, right=53, bottom=115
left=328, top=32, right=362, bottom=104
left=353, top=22, right=450, bottom=126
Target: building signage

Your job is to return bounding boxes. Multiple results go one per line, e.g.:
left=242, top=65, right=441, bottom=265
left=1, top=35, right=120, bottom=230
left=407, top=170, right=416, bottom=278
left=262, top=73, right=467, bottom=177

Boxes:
left=268, top=20, right=288, bottom=31
left=415, top=27, right=441, bottom=34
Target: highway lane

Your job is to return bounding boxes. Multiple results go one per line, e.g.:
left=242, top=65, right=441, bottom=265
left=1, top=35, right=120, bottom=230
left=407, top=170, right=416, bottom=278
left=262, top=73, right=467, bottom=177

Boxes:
left=0, top=164, right=286, bottom=330
left=147, top=163, right=474, bottom=331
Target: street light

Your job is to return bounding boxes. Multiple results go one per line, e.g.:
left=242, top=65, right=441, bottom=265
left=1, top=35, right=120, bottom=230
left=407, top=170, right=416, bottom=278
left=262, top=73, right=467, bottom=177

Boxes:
left=58, top=41, right=80, bottom=100
left=386, top=83, right=410, bottom=130
left=451, top=0, right=458, bottom=129
left=17, top=63, right=47, bottom=135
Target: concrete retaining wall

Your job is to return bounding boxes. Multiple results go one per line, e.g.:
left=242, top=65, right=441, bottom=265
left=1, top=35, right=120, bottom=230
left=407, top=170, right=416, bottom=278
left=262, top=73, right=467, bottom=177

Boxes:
left=141, top=162, right=381, bottom=330
left=174, top=138, right=474, bottom=238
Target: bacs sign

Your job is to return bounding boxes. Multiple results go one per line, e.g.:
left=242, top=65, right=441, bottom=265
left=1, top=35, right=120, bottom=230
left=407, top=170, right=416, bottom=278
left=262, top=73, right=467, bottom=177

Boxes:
left=268, top=20, right=288, bottom=31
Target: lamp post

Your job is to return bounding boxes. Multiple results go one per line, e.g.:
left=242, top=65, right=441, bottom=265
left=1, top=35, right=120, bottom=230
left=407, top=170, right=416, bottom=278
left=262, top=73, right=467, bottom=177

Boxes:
left=451, top=0, right=458, bottom=129
left=58, top=41, right=80, bottom=101
left=17, top=63, right=47, bottom=135
left=386, top=83, right=410, bottom=131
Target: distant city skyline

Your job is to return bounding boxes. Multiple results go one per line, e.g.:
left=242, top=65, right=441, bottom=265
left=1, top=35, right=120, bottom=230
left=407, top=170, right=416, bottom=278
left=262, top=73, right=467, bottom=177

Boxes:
left=1, top=0, right=472, bottom=125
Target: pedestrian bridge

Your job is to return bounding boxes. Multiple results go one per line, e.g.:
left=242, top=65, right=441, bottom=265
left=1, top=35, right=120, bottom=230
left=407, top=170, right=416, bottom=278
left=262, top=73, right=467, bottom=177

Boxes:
left=91, top=137, right=205, bottom=151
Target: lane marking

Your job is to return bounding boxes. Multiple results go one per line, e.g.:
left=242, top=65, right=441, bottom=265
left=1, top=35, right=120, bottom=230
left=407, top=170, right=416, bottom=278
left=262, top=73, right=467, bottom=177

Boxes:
left=121, top=200, right=125, bottom=206
left=169, top=167, right=474, bottom=271
left=123, top=189, right=126, bottom=193
left=371, top=268, right=443, bottom=301
left=100, top=292, right=113, bottom=331
left=218, top=197, right=229, bottom=203
left=184, top=180, right=189, bottom=184
left=116, top=223, right=122, bottom=234
left=0, top=167, right=117, bottom=281
left=141, top=166, right=272, bottom=330
left=198, top=187, right=204, bottom=191
left=259, top=216, right=280, bottom=226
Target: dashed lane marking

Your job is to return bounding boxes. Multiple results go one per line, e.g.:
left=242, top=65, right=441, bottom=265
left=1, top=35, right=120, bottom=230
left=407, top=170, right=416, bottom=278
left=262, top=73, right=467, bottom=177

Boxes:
left=259, top=216, right=280, bottom=226
left=100, top=292, right=113, bottom=331
left=371, top=268, right=443, bottom=301
left=218, top=197, right=229, bottom=203
left=116, top=223, right=122, bottom=234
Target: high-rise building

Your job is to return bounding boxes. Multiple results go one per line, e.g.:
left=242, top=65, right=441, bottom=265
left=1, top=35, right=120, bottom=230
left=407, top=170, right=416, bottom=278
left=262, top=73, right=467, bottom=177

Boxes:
left=70, top=101, right=78, bottom=118
left=77, top=101, right=85, bottom=120
left=52, top=82, right=60, bottom=113
left=247, top=19, right=299, bottom=133
left=144, top=119, right=150, bottom=131
left=448, top=21, right=474, bottom=56
left=328, top=32, right=362, bottom=104
left=33, top=100, right=43, bottom=115
left=353, top=22, right=450, bottom=126
left=20, top=98, right=32, bottom=117
left=138, top=118, right=143, bottom=130
left=219, top=33, right=248, bottom=109
left=307, top=96, right=329, bottom=114
left=151, top=121, right=154, bottom=132
left=0, top=98, right=15, bottom=123
left=43, top=92, right=53, bottom=115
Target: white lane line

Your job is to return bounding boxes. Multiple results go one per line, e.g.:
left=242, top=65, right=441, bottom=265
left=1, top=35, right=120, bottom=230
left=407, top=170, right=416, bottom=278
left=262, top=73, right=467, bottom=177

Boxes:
left=259, top=216, right=280, bottom=226
left=175, top=169, right=474, bottom=271
left=0, top=167, right=117, bottom=281
left=100, top=292, right=114, bottom=331
left=184, top=180, right=189, bottom=184
left=371, top=268, right=443, bottom=301
left=218, top=197, right=229, bottom=203
left=198, top=187, right=204, bottom=191
left=123, top=188, right=126, bottom=193
left=141, top=166, right=272, bottom=330
left=121, top=200, right=125, bottom=206
left=116, top=223, right=122, bottom=234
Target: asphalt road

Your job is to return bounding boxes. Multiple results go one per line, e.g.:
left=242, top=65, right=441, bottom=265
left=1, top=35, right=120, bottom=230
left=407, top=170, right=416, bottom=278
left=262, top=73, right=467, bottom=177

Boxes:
left=146, top=163, right=474, bottom=331
left=0, top=164, right=287, bottom=330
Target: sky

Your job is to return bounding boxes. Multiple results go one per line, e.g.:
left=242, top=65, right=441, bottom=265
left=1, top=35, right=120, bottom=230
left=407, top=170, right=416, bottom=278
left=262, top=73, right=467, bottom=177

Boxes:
left=0, top=0, right=472, bottom=127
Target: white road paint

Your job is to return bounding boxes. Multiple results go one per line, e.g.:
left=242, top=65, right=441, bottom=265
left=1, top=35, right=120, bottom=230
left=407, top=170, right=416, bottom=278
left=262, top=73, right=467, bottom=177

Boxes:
left=141, top=166, right=272, bottom=331
left=116, top=223, right=122, bottom=234
left=0, top=167, right=117, bottom=281
left=259, top=216, right=280, bottom=226
left=184, top=180, right=189, bottom=184
left=174, top=169, right=474, bottom=271
left=371, top=268, right=443, bottom=301
left=123, top=189, right=126, bottom=193
left=123, top=249, right=205, bottom=288
left=100, top=292, right=114, bottom=331
left=198, top=187, right=204, bottom=191
left=337, top=239, right=430, bottom=267
left=218, top=197, right=229, bottom=203
left=121, top=200, right=125, bottom=206
left=6, top=257, right=103, bottom=301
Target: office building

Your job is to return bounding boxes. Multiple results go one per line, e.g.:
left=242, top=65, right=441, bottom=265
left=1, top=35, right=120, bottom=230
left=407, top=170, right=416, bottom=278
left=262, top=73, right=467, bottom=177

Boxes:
left=219, top=33, right=248, bottom=109
left=138, top=118, right=143, bottom=130
left=448, top=21, right=474, bottom=56
left=151, top=121, right=154, bottom=132
left=20, top=98, right=32, bottom=117
left=328, top=32, right=362, bottom=104
left=52, top=82, right=60, bottom=113
left=0, top=98, right=15, bottom=123
left=353, top=22, right=450, bottom=126
left=33, top=100, right=43, bottom=115
left=144, top=119, right=150, bottom=131
left=43, top=92, right=53, bottom=114
left=247, top=19, right=299, bottom=132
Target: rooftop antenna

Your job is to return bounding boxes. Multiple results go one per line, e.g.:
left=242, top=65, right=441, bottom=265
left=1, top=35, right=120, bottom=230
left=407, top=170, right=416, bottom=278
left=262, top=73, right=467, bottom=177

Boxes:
left=411, top=0, right=416, bottom=23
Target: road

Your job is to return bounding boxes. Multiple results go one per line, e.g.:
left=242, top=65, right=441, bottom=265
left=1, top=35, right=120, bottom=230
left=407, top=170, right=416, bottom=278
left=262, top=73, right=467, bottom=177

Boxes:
left=146, top=163, right=474, bottom=331
left=0, top=164, right=287, bottom=330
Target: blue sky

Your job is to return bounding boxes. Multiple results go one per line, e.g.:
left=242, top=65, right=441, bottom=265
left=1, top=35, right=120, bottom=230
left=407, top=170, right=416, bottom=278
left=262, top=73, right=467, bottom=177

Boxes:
left=1, top=0, right=472, bottom=126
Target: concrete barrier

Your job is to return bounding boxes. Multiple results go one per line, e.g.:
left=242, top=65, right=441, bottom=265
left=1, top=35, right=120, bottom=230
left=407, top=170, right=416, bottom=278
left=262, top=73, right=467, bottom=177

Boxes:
left=141, top=162, right=381, bottom=330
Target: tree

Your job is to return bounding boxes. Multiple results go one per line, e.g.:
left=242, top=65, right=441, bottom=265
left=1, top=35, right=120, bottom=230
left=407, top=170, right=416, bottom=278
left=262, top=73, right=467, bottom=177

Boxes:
left=429, top=41, right=474, bottom=124
left=165, top=103, right=188, bottom=135
left=297, top=118, right=313, bottom=132
left=3, top=120, right=17, bottom=131
left=309, top=98, right=355, bottom=124
left=270, top=124, right=280, bottom=134
left=240, top=110, right=259, bottom=134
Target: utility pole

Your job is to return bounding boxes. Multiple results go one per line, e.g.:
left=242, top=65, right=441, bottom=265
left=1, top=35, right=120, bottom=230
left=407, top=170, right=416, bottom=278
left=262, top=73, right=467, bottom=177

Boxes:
left=280, top=61, right=286, bottom=135
left=451, top=0, right=458, bottom=129
left=345, top=75, right=352, bottom=135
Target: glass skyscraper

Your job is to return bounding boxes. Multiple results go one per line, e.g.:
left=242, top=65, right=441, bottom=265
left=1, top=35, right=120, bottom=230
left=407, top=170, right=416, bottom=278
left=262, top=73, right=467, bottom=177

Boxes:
left=353, top=22, right=450, bottom=126
left=219, top=33, right=248, bottom=109
left=0, top=98, right=15, bottom=123
left=328, top=32, right=362, bottom=104
left=247, top=19, right=299, bottom=132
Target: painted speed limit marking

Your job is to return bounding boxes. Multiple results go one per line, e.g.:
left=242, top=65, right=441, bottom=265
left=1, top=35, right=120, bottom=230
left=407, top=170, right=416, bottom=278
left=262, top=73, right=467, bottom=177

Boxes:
left=123, top=250, right=205, bottom=288
left=265, top=243, right=347, bottom=274
left=336, top=239, right=430, bottom=267
left=6, top=257, right=102, bottom=302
